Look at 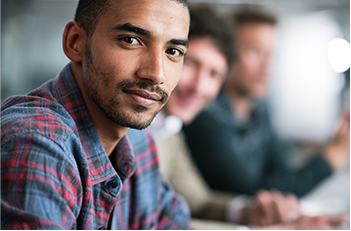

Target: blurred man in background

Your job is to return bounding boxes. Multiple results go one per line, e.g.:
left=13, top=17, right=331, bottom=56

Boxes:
left=149, top=6, right=349, bottom=230
left=183, top=5, right=350, bottom=198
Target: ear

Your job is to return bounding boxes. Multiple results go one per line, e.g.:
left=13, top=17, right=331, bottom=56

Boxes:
left=62, top=21, right=85, bottom=63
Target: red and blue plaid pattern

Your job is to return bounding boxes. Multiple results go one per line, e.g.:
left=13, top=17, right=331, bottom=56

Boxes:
left=1, top=64, right=190, bottom=229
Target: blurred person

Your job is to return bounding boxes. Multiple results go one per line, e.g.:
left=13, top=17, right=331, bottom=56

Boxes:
left=149, top=6, right=349, bottom=230
left=183, top=5, right=350, bottom=198
left=1, top=0, right=191, bottom=229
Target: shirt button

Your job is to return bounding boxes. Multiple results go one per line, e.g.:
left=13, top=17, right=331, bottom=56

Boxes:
left=108, top=180, right=118, bottom=188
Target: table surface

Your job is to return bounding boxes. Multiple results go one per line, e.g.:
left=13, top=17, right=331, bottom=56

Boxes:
left=301, top=165, right=350, bottom=216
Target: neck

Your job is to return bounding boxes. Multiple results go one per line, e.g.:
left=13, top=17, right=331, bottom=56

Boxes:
left=94, top=122, right=129, bottom=157
left=71, top=62, right=128, bottom=156
left=223, top=85, right=253, bottom=120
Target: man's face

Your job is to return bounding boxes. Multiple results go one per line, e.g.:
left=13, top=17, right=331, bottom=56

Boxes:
left=229, top=23, right=275, bottom=99
left=164, top=37, right=228, bottom=124
left=82, top=0, right=189, bottom=129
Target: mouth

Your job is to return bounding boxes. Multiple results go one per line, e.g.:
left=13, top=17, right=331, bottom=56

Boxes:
left=124, top=89, right=162, bottom=107
left=175, top=92, right=198, bottom=107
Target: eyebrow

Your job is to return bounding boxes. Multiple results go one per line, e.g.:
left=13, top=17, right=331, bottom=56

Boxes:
left=114, top=23, right=151, bottom=36
left=170, top=39, right=189, bottom=49
left=114, top=22, right=189, bottom=48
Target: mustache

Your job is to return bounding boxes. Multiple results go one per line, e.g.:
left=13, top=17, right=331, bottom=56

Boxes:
left=118, top=79, right=169, bottom=103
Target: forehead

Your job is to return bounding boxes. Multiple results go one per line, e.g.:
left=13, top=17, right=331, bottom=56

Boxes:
left=237, top=23, right=275, bottom=44
left=187, top=38, right=228, bottom=68
left=97, top=0, right=190, bottom=38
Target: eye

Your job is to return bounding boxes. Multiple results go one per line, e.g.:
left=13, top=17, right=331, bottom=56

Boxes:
left=166, top=48, right=184, bottom=59
left=210, top=71, right=220, bottom=79
left=120, top=36, right=140, bottom=45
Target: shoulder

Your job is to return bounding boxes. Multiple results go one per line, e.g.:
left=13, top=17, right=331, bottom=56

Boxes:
left=1, top=94, right=76, bottom=148
left=1, top=95, right=84, bottom=186
left=195, top=91, right=233, bottom=127
left=156, top=131, right=187, bottom=169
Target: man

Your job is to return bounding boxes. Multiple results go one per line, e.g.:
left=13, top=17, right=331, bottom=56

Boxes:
left=149, top=6, right=349, bottom=230
left=1, top=0, right=190, bottom=229
left=183, top=5, right=350, bottom=197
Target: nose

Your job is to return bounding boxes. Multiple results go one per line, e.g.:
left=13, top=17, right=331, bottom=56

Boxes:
left=136, top=49, right=166, bottom=85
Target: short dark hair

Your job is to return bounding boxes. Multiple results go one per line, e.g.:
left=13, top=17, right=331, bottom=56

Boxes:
left=189, top=6, right=236, bottom=66
left=74, top=0, right=189, bottom=38
left=231, top=5, right=277, bottom=27
left=74, top=0, right=112, bottom=38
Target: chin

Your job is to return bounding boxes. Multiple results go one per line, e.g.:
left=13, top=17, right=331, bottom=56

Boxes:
left=179, top=112, right=197, bottom=125
left=182, top=116, right=195, bottom=125
left=254, top=91, right=267, bottom=99
left=119, top=115, right=155, bottom=130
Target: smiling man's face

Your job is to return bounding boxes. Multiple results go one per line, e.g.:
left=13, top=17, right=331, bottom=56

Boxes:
left=82, top=0, right=190, bottom=129
left=164, top=37, right=228, bottom=124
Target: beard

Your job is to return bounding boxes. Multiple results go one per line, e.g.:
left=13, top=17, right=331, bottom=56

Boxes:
left=82, top=42, right=169, bottom=129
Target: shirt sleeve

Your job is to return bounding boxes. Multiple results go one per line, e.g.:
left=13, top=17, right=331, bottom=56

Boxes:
left=261, top=139, right=333, bottom=197
left=163, top=132, right=238, bottom=222
left=183, top=109, right=332, bottom=197
left=156, top=178, right=191, bottom=230
left=1, top=132, right=81, bottom=229
left=258, top=105, right=333, bottom=197
left=226, top=195, right=251, bottom=223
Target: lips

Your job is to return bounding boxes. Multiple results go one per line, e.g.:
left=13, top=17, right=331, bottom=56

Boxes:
left=124, top=89, right=161, bottom=101
left=176, top=93, right=197, bottom=108
left=124, top=89, right=162, bottom=107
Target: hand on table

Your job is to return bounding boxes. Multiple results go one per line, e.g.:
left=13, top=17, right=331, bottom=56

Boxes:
left=241, top=189, right=300, bottom=226
left=324, top=112, right=350, bottom=171
left=253, top=213, right=350, bottom=230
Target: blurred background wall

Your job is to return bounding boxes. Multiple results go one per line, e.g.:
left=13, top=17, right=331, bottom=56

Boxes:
left=1, top=0, right=350, bottom=149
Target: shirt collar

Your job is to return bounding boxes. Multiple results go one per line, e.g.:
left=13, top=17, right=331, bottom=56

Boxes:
left=217, top=90, right=263, bottom=129
left=148, top=110, right=183, bottom=141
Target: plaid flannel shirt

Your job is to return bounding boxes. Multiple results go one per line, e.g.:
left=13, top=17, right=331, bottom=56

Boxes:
left=1, top=64, right=190, bottom=229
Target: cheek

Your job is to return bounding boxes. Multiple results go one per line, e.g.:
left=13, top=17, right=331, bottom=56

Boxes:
left=166, top=64, right=183, bottom=92
left=95, top=64, right=121, bottom=91
left=202, top=89, right=218, bottom=107
left=209, top=84, right=221, bottom=100
left=204, top=77, right=222, bottom=97
left=92, top=43, right=139, bottom=79
left=180, top=64, right=197, bottom=82
left=240, top=58, right=254, bottom=72
left=244, top=56, right=261, bottom=74
left=176, top=74, right=191, bottom=90
left=235, top=62, right=256, bottom=87
left=182, top=64, right=195, bottom=75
